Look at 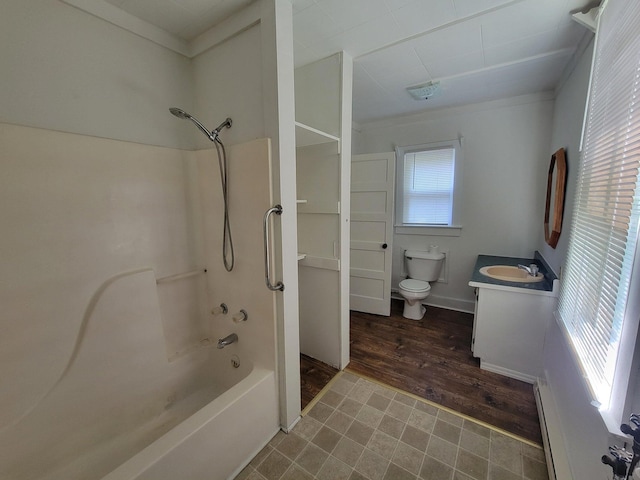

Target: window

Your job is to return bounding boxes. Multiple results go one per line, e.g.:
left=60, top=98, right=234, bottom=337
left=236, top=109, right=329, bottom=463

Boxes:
left=395, top=141, right=461, bottom=230
left=556, top=0, right=640, bottom=429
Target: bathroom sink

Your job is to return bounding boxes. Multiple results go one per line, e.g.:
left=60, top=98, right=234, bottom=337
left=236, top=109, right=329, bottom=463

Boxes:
left=479, top=265, right=544, bottom=283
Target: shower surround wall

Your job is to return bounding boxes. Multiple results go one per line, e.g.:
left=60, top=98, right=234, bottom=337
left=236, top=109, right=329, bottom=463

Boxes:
left=0, top=0, right=291, bottom=477
left=0, top=124, right=279, bottom=479
left=0, top=124, right=203, bottom=429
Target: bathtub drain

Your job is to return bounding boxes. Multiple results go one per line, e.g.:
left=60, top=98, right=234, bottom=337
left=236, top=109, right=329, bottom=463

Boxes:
left=231, top=355, right=241, bottom=368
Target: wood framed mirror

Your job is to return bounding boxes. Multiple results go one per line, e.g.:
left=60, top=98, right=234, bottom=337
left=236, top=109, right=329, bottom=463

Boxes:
left=544, top=148, right=567, bottom=248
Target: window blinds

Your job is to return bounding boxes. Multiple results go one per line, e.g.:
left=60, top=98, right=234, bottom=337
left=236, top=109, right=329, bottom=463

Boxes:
left=402, top=148, right=455, bottom=225
left=557, top=0, right=640, bottom=408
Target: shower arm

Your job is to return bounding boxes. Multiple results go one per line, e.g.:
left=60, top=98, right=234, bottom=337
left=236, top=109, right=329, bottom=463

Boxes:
left=213, top=118, right=232, bottom=136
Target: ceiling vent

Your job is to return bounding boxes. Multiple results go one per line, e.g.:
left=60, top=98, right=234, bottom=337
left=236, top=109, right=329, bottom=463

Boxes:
left=406, top=81, right=441, bottom=101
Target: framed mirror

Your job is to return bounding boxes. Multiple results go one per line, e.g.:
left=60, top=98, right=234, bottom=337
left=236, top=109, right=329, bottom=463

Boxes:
left=544, top=148, right=567, bottom=248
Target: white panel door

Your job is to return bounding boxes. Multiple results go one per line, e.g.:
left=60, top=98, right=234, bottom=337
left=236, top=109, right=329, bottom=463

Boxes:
left=350, top=152, right=395, bottom=315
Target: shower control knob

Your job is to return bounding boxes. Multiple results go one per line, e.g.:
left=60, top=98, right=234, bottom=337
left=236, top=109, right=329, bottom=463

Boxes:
left=381, top=243, right=388, bottom=249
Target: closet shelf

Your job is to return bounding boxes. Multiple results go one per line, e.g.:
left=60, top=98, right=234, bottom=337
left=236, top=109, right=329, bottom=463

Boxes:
left=298, top=255, right=340, bottom=271
left=297, top=200, right=340, bottom=215
left=295, top=122, right=340, bottom=147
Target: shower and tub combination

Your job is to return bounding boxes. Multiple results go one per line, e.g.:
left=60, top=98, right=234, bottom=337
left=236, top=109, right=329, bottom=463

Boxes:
left=0, top=109, right=281, bottom=479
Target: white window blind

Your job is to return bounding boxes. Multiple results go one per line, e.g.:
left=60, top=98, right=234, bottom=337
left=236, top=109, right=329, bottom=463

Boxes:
left=400, top=147, right=455, bottom=225
left=557, top=0, right=640, bottom=410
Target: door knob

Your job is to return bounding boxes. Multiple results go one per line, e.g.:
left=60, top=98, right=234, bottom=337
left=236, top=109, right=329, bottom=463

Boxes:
left=381, top=243, right=388, bottom=249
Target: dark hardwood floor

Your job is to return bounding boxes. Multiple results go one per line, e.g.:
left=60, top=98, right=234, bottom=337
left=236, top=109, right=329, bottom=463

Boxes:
left=300, top=353, right=339, bottom=410
left=299, top=300, right=542, bottom=444
left=348, top=300, right=542, bottom=444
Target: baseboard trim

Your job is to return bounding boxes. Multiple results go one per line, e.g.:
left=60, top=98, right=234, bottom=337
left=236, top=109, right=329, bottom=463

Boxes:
left=480, top=361, right=536, bottom=384
left=390, top=291, right=475, bottom=314
left=534, top=380, right=573, bottom=480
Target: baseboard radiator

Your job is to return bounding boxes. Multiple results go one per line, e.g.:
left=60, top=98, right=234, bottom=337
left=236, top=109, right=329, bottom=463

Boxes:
left=534, top=381, right=573, bottom=480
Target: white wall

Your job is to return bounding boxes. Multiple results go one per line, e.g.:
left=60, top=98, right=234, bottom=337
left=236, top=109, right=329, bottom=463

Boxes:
left=358, top=95, right=555, bottom=311
left=192, top=24, right=266, bottom=148
left=0, top=0, right=193, bottom=149
left=259, top=0, right=302, bottom=430
left=538, top=41, right=593, bottom=276
left=536, top=38, right=628, bottom=480
left=352, top=124, right=365, bottom=154
left=295, top=55, right=341, bottom=137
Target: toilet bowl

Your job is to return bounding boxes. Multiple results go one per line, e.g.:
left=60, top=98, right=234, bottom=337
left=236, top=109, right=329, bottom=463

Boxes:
left=398, top=279, right=431, bottom=320
left=398, top=248, right=444, bottom=320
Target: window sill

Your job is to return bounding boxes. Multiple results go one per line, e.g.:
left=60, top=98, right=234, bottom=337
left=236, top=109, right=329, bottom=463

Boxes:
left=394, top=225, right=462, bottom=237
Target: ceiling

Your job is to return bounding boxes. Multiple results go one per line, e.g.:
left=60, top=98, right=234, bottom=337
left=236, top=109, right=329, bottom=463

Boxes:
left=103, top=0, right=596, bottom=124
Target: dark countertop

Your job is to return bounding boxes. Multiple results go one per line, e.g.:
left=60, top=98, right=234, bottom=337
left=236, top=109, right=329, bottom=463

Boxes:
left=469, top=253, right=557, bottom=292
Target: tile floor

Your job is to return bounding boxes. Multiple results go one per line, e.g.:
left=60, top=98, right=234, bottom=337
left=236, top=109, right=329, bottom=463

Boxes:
left=235, top=372, right=549, bottom=480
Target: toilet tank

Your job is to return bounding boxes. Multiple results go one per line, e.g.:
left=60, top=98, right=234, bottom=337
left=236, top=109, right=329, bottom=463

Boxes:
left=405, top=250, right=445, bottom=282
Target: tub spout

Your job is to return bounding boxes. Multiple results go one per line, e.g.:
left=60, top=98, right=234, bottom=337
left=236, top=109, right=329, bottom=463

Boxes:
left=217, top=333, right=238, bottom=349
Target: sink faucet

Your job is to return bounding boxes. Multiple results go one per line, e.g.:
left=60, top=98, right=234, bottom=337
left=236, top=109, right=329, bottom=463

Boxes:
left=518, top=263, right=540, bottom=277
left=217, top=333, right=238, bottom=349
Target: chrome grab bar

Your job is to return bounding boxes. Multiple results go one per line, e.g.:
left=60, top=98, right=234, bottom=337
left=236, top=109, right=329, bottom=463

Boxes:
left=263, top=204, right=284, bottom=291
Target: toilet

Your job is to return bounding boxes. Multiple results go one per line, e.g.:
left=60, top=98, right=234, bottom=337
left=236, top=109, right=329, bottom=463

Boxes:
left=398, top=248, right=445, bottom=320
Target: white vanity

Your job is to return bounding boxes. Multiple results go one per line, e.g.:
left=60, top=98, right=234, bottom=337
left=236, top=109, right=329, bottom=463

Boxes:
left=468, top=254, right=559, bottom=384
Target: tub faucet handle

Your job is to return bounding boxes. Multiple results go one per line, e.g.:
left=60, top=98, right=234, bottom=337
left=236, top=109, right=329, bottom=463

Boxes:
left=232, top=309, right=248, bottom=323
left=211, top=303, right=228, bottom=316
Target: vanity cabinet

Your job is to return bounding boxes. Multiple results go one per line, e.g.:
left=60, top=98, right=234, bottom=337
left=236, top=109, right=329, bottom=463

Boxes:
left=469, top=254, right=559, bottom=383
left=471, top=286, right=556, bottom=383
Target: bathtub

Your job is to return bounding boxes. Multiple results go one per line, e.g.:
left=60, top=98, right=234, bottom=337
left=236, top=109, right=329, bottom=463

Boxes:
left=102, top=366, right=278, bottom=480
left=0, top=360, right=278, bottom=480
left=1, top=357, right=278, bottom=480
left=0, top=270, right=279, bottom=480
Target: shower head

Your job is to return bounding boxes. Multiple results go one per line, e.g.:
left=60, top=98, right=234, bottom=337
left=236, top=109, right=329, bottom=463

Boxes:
left=169, top=107, right=191, bottom=119
left=169, top=107, right=231, bottom=142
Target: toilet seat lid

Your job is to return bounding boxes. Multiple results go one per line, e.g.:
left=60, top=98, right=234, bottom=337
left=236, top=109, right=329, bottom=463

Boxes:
left=399, top=279, right=431, bottom=293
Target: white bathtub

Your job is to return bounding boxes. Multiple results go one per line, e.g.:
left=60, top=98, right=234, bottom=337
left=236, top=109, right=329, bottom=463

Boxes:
left=102, top=366, right=278, bottom=480
left=0, top=270, right=279, bottom=480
